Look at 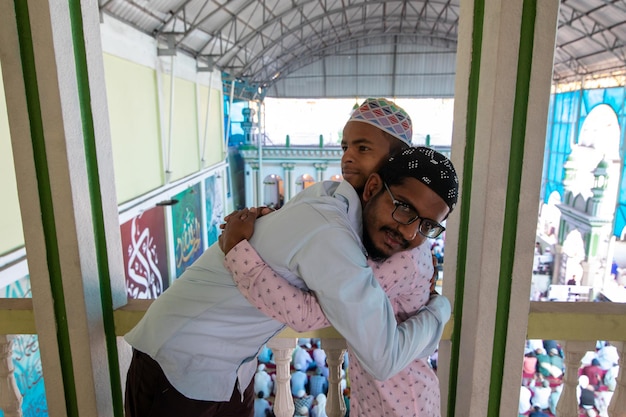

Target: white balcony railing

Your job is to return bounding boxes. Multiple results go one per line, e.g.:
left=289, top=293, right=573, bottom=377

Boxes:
left=1, top=299, right=625, bottom=417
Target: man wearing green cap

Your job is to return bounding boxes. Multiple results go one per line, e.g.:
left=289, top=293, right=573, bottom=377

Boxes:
left=124, top=99, right=457, bottom=417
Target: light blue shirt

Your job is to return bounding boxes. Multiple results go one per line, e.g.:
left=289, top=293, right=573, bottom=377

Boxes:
left=254, top=397, right=272, bottom=417
left=290, top=370, right=309, bottom=396
left=125, top=180, right=449, bottom=401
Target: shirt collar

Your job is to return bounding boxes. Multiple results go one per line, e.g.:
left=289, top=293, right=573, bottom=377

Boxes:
left=332, top=180, right=363, bottom=241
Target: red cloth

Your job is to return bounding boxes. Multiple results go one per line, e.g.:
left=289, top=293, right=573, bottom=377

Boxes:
left=581, top=364, right=605, bottom=387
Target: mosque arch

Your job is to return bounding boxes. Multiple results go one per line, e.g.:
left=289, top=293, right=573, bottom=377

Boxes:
left=576, top=104, right=621, bottom=221
left=295, top=174, right=315, bottom=193
left=577, top=104, right=620, bottom=154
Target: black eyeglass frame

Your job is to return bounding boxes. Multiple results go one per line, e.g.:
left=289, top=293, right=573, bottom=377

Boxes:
left=383, top=182, right=446, bottom=239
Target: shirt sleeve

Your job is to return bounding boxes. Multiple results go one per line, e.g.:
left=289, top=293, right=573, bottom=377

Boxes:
left=370, top=246, right=449, bottom=360
left=404, top=293, right=451, bottom=360
left=225, top=240, right=331, bottom=332
left=226, top=229, right=452, bottom=380
left=295, top=227, right=451, bottom=380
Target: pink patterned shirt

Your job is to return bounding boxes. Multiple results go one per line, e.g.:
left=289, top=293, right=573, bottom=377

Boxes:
left=225, top=241, right=446, bottom=416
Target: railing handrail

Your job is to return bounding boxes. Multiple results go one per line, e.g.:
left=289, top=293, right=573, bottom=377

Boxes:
left=2, top=298, right=626, bottom=341
left=2, top=298, right=626, bottom=416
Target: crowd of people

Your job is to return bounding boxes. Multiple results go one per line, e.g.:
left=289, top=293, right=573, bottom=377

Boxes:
left=253, top=338, right=441, bottom=417
left=257, top=336, right=622, bottom=417
left=253, top=338, right=340, bottom=417
left=519, top=339, right=620, bottom=417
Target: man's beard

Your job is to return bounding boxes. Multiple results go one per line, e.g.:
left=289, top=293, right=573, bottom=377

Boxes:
left=363, top=225, right=412, bottom=263
left=351, top=184, right=365, bottom=196
left=362, top=226, right=406, bottom=263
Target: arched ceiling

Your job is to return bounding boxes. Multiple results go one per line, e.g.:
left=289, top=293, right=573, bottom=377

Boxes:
left=99, top=0, right=626, bottom=99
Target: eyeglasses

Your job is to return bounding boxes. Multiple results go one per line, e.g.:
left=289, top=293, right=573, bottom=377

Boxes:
left=383, top=182, right=446, bottom=239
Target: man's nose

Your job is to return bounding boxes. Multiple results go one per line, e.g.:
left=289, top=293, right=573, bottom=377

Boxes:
left=398, top=222, right=419, bottom=241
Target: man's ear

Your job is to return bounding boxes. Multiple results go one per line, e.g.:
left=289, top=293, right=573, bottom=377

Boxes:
left=362, top=173, right=384, bottom=203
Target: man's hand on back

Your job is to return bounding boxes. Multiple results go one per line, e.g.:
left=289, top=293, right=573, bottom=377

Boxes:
left=219, top=208, right=259, bottom=254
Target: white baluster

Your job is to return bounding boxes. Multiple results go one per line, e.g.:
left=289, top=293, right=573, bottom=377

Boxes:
left=322, top=338, right=347, bottom=417
left=0, top=335, right=22, bottom=417
left=267, top=337, right=297, bottom=417
left=556, top=340, right=595, bottom=417
left=607, top=341, right=625, bottom=417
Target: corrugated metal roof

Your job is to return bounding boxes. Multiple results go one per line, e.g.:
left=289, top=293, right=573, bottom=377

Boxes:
left=99, top=0, right=626, bottom=99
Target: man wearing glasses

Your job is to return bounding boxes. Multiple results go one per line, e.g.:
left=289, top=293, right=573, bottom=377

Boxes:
left=222, top=147, right=456, bottom=416
left=383, top=181, right=446, bottom=239
left=124, top=102, right=457, bottom=417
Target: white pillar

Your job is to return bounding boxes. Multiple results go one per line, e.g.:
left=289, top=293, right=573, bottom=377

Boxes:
left=0, top=1, right=125, bottom=415
left=557, top=341, right=595, bottom=416
left=281, top=163, right=295, bottom=202
left=323, top=338, right=347, bottom=417
left=607, top=341, right=626, bottom=417
left=267, top=337, right=297, bottom=417
left=0, top=336, right=22, bottom=417
left=441, top=0, right=560, bottom=415
left=314, top=163, right=327, bottom=182
left=245, top=162, right=259, bottom=208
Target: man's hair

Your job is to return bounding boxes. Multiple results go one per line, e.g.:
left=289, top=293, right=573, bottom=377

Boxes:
left=378, top=146, right=459, bottom=213
left=382, top=130, right=410, bottom=156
